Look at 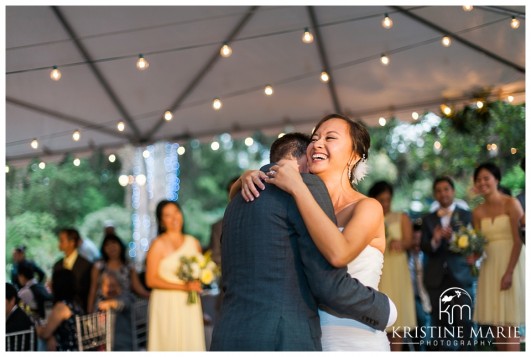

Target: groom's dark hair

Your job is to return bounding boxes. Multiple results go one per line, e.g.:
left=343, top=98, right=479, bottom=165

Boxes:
left=270, top=132, right=310, bottom=162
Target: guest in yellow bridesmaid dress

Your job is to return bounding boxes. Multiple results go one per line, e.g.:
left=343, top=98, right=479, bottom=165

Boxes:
left=472, top=162, right=525, bottom=351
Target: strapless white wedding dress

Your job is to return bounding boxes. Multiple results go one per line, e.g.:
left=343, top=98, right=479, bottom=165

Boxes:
left=319, top=239, right=390, bottom=351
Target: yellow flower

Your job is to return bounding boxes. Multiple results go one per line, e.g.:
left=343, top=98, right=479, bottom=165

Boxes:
left=200, top=269, right=214, bottom=285
left=457, top=235, right=469, bottom=249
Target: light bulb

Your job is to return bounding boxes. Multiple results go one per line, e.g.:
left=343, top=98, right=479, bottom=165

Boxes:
left=511, top=148, right=518, bottom=155
left=31, top=139, right=39, bottom=149
left=382, top=14, right=393, bottom=29
left=441, top=36, right=451, bottom=47
left=177, top=146, right=186, bottom=155
left=211, top=141, right=220, bottom=151
left=143, top=150, right=150, bottom=158
left=245, top=137, right=254, bottom=147
left=412, top=112, right=419, bottom=120
left=511, top=17, right=520, bottom=29
left=264, top=85, right=274, bottom=96
left=136, top=54, right=149, bottom=70
left=164, top=111, right=173, bottom=121
left=72, top=129, right=81, bottom=142
left=463, top=5, right=473, bottom=12
left=380, top=54, right=389, bottom=66
left=220, top=43, right=232, bottom=58
left=5, top=165, right=9, bottom=173
left=73, top=158, right=81, bottom=166
left=50, top=66, right=62, bottom=81
left=476, top=101, right=484, bottom=109
left=441, top=104, right=452, bottom=116
left=278, top=133, right=285, bottom=138
left=213, top=98, right=222, bottom=110
left=117, top=121, right=125, bottom=132
left=135, top=174, right=147, bottom=186
left=378, top=117, right=387, bottom=126
left=302, top=28, right=314, bottom=43
left=320, top=71, right=329, bottom=83
left=434, top=141, right=442, bottom=151
left=118, top=175, right=129, bottom=186
left=39, top=162, right=46, bottom=170
left=507, top=95, right=514, bottom=103
left=108, top=154, right=116, bottom=163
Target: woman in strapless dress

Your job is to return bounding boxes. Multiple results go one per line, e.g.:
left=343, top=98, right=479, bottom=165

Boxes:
left=262, top=114, right=390, bottom=351
left=472, top=162, right=524, bottom=352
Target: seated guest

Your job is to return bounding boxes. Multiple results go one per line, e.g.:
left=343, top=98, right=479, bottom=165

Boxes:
left=36, top=269, right=82, bottom=351
left=96, top=270, right=134, bottom=351
left=6, top=282, right=35, bottom=351
left=10, top=245, right=46, bottom=290
left=17, top=261, right=52, bottom=320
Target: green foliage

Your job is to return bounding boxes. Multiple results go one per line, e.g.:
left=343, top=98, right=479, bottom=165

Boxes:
left=6, top=211, right=60, bottom=279
left=79, top=205, right=133, bottom=249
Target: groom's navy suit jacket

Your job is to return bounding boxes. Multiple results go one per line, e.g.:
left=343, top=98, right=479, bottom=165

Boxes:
left=420, top=207, right=475, bottom=290
left=210, top=166, right=390, bottom=351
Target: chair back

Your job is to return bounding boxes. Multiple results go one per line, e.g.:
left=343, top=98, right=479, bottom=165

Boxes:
left=75, top=310, right=112, bottom=351
left=131, top=297, right=149, bottom=351
left=5, top=327, right=35, bottom=351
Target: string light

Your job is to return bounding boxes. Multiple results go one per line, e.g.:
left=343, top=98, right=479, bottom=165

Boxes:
left=108, top=154, right=116, bottom=163
left=381, top=13, right=393, bottom=29
left=135, top=174, right=147, bottom=186
left=31, top=139, right=39, bottom=149
left=177, top=146, right=186, bottom=155
left=212, top=98, right=222, bottom=110
left=73, top=158, right=81, bottom=166
left=441, top=36, right=451, bottom=47
left=278, top=133, right=285, bottom=138
left=5, top=165, right=9, bottom=173
left=142, top=150, right=150, bottom=158
left=507, top=95, right=514, bottom=103
left=320, top=71, right=329, bottom=83
left=511, top=148, right=518, bottom=155
left=136, top=54, right=149, bottom=70
left=380, top=54, right=389, bottom=66
left=164, top=111, right=173, bottom=121
left=211, top=141, right=220, bottom=150
left=378, top=117, right=386, bottom=126
left=412, top=112, right=419, bottom=120
left=440, top=104, right=452, bottom=116
left=50, top=66, right=62, bottom=81
left=220, top=43, right=232, bottom=57
left=476, top=100, right=484, bottom=109
left=72, top=129, right=81, bottom=142
left=244, top=137, right=254, bottom=146
left=302, top=27, right=314, bottom=43
left=264, top=85, right=274, bottom=96
left=117, top=121, right=125, bottom=132
left=510, top=16, right=520, bottom=29
left=118, top=175, right=129, bottom=186
left=38, top=162, right=46, bottom=169
left=462, top=5, right=473, bottom=12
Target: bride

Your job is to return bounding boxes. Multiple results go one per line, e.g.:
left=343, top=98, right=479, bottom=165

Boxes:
left=240, top=113, right=390, bottom=351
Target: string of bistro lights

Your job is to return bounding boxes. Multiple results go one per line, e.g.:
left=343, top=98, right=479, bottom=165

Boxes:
left=6, top=5, right=524, bottom=173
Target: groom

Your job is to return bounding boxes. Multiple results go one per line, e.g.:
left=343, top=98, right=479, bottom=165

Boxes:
left=211, top=133, right=394, bottom=351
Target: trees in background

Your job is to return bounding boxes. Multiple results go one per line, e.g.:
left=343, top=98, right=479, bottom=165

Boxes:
left=5, top=101, right=525, bottom=275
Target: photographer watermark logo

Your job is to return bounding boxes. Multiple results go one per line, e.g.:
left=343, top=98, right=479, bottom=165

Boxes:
left=439, top=287, right=472, bottom=325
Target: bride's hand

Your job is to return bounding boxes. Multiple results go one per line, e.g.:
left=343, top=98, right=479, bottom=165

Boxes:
left=265, top=159, right=304, bottom=195
left=240, top=170, right=268, bottom=202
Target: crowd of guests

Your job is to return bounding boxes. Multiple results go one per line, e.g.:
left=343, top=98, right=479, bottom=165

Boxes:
left=6, top=226, right=151, bottom=351
left=6, top=146, right=525, bottom=352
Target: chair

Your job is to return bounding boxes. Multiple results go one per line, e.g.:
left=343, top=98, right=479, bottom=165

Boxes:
left=75, top=310, right=112, bottom=351
left=131, top=297, right=149, bottom=351
left=5, top=327, right=35, bottom=351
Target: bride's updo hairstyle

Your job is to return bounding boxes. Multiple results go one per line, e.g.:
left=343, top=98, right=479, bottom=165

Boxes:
left=312, top=113, right=371, bottom=186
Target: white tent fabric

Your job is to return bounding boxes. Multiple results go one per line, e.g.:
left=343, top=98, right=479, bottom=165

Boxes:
left=5, top=5, right=525, bottom=165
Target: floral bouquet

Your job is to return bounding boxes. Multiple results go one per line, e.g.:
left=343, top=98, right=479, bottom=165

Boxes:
left=448, top=225, right=486, bottom=276
left=176, top=250, right=219, bottom=304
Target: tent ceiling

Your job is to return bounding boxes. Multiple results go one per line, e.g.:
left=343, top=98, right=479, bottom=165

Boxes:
left=5, top=5, right=525, bottom=164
